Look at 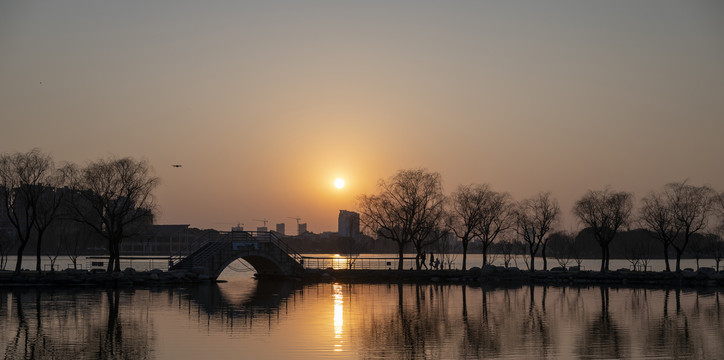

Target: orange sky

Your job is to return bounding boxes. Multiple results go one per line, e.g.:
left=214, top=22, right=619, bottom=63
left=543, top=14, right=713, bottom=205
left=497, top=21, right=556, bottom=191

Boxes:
left=1, top=1, right=723, bottom=233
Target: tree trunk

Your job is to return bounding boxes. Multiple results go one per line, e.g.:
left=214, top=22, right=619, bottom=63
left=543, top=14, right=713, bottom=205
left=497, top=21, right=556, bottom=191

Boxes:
left=675, top=250, right=683, bottom=273
left=529, top=243, right=536, bottom=272
left=663, top=243, right=671, bottom=272
left=106, top=238, right=115, bottom=273
left=461, top=240, right=468, bottom=271
left=35, top=229, right=46, bottom=273
left=599, top=244, right=606, bottom=272
left=14, top=241, right=28, bottom=274
left=542, top=243, right=548, bottom=271
left=397, top=242, right=404, bottom=270
left=113, top=241, right=121, bottom=272
left=482, top=245, right=488, bottom=267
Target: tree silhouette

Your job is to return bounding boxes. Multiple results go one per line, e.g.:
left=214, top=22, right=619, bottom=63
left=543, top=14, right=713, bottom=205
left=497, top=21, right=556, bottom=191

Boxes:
left=515, top=192, right=560, bottom=271
left=0, top=149, right=57, bottom=274
left=66, top=157, right=158, bottom=272
left=446, top=184, right=488, bottom=270
left=358, top=169, right=445, bottom=270
left=640, top=191, right=680, bottom=272
left=666, top=181, right=715, bottom=272
left=573, top=189, right=633, bottom=272
left=474, top=188, right=513, bottom=267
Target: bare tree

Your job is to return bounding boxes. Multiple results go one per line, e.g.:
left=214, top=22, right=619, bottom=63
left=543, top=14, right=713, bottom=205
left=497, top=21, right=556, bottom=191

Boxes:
left=688, top=234, right=715, bottom=270
left=358, top=169, right=445, bottom=270
left=475, top=188, right=513, bottom=267
left=43, top=226, right=64, bottom=272
left=713, top=194, right=724, bottom=271
left=339, top=236, right=361, bottom=269
left=433, top=230, right=459, bottom=270
left=0, top=230, right=13, bottom=270
left=623, top=235, right=655, bottom=271
left=515, top=192, right=560, bottom=271
left=570, top=231, right=586, bottom=269
left=497, top=233, right=517, bottom=268
left=0, top=149, right=56, bottom=274
left=665, top=181, right=714, bottom=272
left=446, top=184, right=489, bottom=270
left=639, top=191, right=679, bottom=272
left=411, top=212, right=446, bottom=269
left=67, top=157, right=158, bottom=272
left=711, top=233, right=724, bottom=272
left=31, top=168, right=70, bottom=272
left=547, top=231, right=574, bottom=269
left=573, top=188, right=633, bottom=272
left=59, top=225, right=84, bottom=270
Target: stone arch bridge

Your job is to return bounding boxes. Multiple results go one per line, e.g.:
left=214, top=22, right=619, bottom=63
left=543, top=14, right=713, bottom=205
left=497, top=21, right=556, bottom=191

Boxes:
left=169, top=231, right=305, bottom=279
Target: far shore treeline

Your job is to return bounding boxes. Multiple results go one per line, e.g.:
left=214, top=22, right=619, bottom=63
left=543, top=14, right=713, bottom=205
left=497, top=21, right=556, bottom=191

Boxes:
left=1, top=150, right=723, bottom=275
left=357, top=169, right=723, bottom=274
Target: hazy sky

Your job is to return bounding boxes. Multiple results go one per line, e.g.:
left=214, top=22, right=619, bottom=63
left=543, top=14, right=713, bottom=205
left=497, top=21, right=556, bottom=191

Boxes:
left=2, top=1, right=723, bottom=233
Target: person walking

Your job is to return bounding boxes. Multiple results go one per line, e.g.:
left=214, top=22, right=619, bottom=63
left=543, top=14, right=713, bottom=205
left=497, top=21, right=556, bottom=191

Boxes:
left=421, top=252, right=428, bottom=270
left=429, top=253, right=435, bottom=270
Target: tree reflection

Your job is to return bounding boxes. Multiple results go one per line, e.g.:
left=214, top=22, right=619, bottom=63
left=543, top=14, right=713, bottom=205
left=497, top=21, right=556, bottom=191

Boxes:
left=459, top=286, right=501, bottom=358
left=0, top=284, right=722, bottom=358
left=577, top=286, right=626, bottom=359
left=645, top=288, right=695, bottom=358
left=0, top=288, right=151, bottom=359
left=519, top=285, right=551, bottom=357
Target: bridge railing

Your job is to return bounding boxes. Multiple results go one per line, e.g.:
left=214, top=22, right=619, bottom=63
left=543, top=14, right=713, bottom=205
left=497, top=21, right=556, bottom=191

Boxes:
left=237, top=231, right=304, bottom=265
left=301, top=256, right=418, bottom=270
left=168, top=232, right=230, bottom=268
left=169, top=230, right=305, bottom=269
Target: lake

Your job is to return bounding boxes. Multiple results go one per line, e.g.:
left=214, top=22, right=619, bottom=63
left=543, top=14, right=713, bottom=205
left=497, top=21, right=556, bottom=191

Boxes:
left=1, top=266, right=723, bottom=359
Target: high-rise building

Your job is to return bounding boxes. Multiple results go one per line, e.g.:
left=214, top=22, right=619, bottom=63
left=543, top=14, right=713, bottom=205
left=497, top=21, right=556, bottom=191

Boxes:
left=338, top=210, right=360, bottom=239
left=298, top=223, right=307, bottom=235
left=275, top=223, right=285, bottom=235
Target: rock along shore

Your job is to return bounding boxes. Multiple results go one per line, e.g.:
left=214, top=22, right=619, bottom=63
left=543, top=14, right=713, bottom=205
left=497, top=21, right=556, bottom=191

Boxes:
left=2, top=265, right=724, bottom=289
left=301, top=265, right=724, bottom=288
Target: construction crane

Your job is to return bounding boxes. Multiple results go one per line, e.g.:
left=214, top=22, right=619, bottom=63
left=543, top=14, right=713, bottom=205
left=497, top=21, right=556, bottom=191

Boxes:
left=253, top=219, right=270, bottom=227
left=287, top=216, right=302, bottom=225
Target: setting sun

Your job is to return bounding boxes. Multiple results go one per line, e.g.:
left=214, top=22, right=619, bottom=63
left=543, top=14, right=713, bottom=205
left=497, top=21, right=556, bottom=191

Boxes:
left=334, top=178, right=345, bottom=189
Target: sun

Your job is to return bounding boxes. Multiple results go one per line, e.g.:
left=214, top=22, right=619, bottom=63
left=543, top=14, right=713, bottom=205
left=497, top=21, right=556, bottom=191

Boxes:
left=334, top=178, right=345, bottom=189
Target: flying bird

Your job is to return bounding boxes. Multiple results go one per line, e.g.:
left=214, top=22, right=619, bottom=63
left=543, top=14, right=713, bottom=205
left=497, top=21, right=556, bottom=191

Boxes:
left=171, top=164, right=182, bottom=168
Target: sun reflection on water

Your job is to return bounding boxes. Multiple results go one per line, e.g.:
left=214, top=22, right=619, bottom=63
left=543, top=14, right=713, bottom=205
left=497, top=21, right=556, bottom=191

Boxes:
left=333, top=283, right=344, bottom=352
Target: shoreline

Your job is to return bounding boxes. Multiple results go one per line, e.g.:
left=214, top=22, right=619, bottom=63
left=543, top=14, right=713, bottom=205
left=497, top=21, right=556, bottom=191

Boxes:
left=2, top=265, right=722, bottom=289
left=299, top=266, right=724, bottom=289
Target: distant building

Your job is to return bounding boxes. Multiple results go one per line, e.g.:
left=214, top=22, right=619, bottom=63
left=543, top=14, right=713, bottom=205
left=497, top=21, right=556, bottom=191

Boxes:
left=120, top=225, right=223, bottom=255
left=275, top=223, right=285, bottom=235
left=257, top=226, right=268, bottom=232
left=338, top=210, right=361, bottom=240
left=298, top=223, right=307, bottom=235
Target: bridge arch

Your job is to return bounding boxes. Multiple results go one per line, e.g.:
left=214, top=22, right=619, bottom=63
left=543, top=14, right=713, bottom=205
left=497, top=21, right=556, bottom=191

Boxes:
left=214, top=251, right=299, bottom=279
left=170, top=231, right=305, bottom=279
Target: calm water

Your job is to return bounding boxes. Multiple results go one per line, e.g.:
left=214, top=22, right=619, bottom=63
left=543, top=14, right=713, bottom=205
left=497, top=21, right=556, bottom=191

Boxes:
left=1, top=267, right=723, bottom=359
